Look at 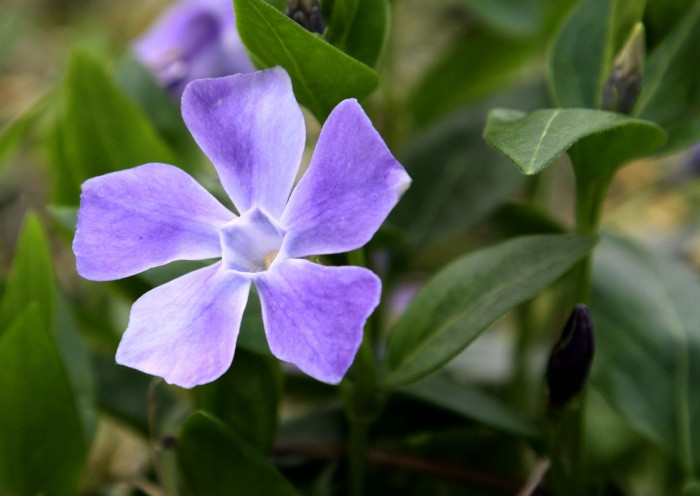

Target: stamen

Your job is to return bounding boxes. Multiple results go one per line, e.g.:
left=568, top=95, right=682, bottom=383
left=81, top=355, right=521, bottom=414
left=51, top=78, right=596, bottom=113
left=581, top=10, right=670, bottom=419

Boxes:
left=263, top=251, right=278, bottom=270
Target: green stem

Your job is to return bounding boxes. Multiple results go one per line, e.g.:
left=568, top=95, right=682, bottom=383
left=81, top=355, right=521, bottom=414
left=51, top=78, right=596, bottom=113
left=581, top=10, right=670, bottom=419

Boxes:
left=547, top=170, right=611, bottom=495
left=344, top=248, right=381, bottom=496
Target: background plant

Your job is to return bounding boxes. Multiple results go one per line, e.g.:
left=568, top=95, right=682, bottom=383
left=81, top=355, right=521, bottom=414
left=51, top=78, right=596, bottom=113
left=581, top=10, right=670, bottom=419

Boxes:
left=0, top=0, right=699, bottom=494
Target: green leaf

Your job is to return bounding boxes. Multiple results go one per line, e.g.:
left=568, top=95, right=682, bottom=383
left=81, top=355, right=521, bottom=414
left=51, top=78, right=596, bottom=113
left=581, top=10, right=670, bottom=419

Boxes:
left=636, top=2, right=700, bottom=153
left=58, top=48, right=175, bottom=203
left=391, top=104, right=523, bottom=246
left=194, top=349, right=282, bottom=451
left=0, top=212, right=55, bottom=332
left=483, top=108, right=666, bottom=175
left=400, top=373, right=539, bottom=439
left=235, top=0, right=379, bottom=121
left=550, top=0, right=645, bottom=108
left=0, top=91, right=55, bottom=171
left=383, top=234, right=597, bottom=388
left=409, top=30, right=538, bottom=125
left=591, top=234, right=700, bottom=476
left=178, top=412, right=298, bottom=496
left=116, top=56, right=199, bottom=161
left=0, top=306, right=87, bottom=496
left=324, top=0, right=389, bottom=67
left=456, top=0, right=543, bottom=36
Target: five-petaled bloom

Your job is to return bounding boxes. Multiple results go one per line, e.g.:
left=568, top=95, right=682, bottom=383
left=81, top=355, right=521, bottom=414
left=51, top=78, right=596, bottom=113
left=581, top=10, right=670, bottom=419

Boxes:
left=134, top=0, right=254, bottom=96
left=73, top=68, right=411, bottom=388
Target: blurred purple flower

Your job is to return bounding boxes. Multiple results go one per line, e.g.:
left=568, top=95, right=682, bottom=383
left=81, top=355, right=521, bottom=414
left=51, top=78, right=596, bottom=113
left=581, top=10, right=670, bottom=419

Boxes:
left=134, top=0, right=254, bottom=96
left=73, top=68, right=411, bottom=388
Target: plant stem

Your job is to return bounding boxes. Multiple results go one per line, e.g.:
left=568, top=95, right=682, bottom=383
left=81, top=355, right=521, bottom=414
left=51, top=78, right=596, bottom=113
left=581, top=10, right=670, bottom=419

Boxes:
left=546, top=169, right=610, bottom=495
left=344, top=248, right=381, bottom=496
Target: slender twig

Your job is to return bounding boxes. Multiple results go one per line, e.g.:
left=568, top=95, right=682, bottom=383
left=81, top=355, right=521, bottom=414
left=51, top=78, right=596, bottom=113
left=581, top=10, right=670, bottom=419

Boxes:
left=274, top=439, right=551, bottom=495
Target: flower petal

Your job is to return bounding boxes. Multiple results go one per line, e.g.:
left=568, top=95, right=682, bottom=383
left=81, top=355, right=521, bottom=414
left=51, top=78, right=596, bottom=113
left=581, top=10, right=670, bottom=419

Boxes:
left=133, top=0, right=253, bottom=95
left=255, top=259, right=380, bottom=384
left=73, top=163, right=234, bottom=281
left=181, top=68, right=306, bottom=218
left=281, top=99, right=411, bottom=258
left=116, top=262, right=251, bottom=388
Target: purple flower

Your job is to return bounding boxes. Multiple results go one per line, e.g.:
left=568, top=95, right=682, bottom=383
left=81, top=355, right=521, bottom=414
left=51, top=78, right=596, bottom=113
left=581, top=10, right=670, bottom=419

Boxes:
left=72, top=68, right=411, bottom=388
left=134, top=0, right=254, bottom=96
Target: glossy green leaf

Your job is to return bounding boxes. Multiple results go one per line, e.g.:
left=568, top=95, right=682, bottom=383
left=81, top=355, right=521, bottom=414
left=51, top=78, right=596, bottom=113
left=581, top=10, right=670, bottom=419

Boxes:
left=400, top=373, right=538, bottom=439
left=0, top=212, right=55, bottom=332
left=235, top=0, right=379, bottom=121
left=178, top=412, right=298, bottom=496
left=383, top=234, right=597, bottom=388
left=550, top=0, right=645, bottom=108
left=324, top=0, right=388, bottom=67
left=194, top=349, right=282, bottom=451
left=58, top=49, right=175, bottom=203
left=636, top=2, right=700, bottom=152
left=483, top=108, right=665, bottom=175
left=591, top=234, right=700, bottom=476
left=0, top=306, right=87, bottom=496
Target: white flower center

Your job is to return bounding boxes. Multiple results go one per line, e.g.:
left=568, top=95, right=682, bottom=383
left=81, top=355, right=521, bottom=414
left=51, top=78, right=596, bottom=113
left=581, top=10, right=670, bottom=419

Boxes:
left=219, top=207, right=285, bottom=273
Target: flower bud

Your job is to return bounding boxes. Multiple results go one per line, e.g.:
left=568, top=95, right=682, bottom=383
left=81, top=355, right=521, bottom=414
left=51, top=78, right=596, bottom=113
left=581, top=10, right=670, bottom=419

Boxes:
left=286, top=0, right=325, bottom=34
left=546, top=304, right=595, bottom=408
left=602, top=22, right=645, bottom=114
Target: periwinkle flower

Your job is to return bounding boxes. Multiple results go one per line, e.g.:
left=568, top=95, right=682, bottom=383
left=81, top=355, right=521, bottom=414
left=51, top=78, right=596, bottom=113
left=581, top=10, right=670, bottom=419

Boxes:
left=73, top=68, right=411, bottom=388
left=134, top=0, right=254, bottom=96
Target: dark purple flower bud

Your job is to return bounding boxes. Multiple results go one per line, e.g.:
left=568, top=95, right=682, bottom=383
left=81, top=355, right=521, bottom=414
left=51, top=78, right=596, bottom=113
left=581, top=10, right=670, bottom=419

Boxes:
left=286, top=0, right=326, bottom=34
left=546, top=304, right=595, bottom=408
left=133, top=0, right=254, bottom=97
left=602, top=23, right=645, bottom=115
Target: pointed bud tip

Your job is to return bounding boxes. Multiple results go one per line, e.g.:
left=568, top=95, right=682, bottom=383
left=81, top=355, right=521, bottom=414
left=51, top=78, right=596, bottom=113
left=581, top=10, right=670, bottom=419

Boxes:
left=602, top=22, right=645, bottom=114
left=546, top=304, right=595, bottom=408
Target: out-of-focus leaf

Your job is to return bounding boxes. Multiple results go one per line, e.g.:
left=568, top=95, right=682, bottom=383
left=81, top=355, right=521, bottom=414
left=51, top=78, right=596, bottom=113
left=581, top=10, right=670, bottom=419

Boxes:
left=194, top=349, right=282, bottom=451
left=116, top=56, right=199, bottom=161
left=400, top=373, right=539, bottom=439
left=58, top=49, right=175, bottom=203
left=636, top=2, right=700, bottom=153
left=591, top=234, right=700, bottom=476
left=410, top=30, right=537, bottom=125
left=235, top=0, right=379, bottom=122
left=47, top=204, right=78, bottom=233
left=456, top=0, right=543, bottom=36
left=383, top=234, right=597, bottom=388
left=237, top=288, right=273, bottom=357
left=0, top=306, right=87, bottom=496
left=489, top=202, right=566, bottom=238
left=0, top=212, right=55, bottom=332
left=393, top=82, right=551, bottom=247
left=92, top=352, right=183, bottom=434
left=178, top=412, right=298, bottom=495
left=0, top=91, right=55, bottom=170
left=550, top=0, right=645, bottom=108
left=324, top=0, right=388, bottom=67
left=55, top=292, right=98, bottom=445
left=483, top=108, right=665, bottom=175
